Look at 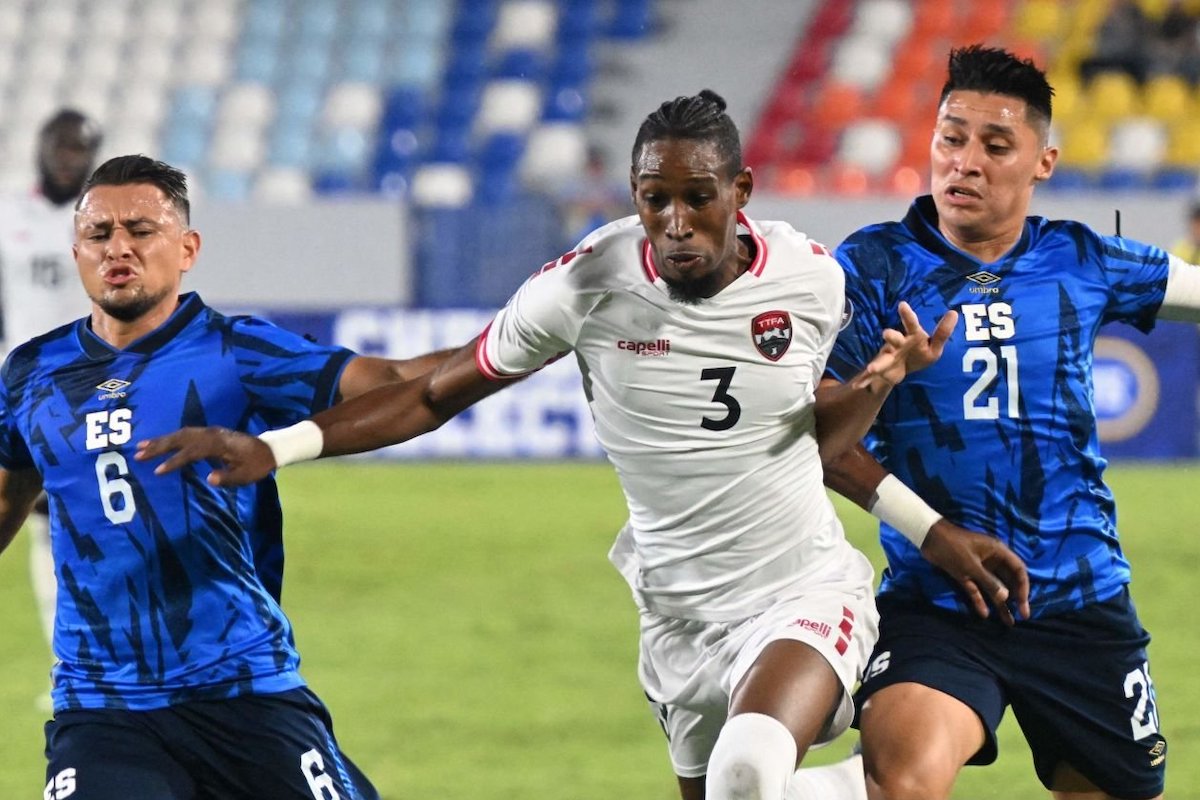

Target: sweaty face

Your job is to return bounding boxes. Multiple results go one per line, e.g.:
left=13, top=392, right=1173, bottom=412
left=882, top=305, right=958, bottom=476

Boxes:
left=631, top=137, right=751, bottom=303
left=73, top=183, right=198, bottom=326
left=930, top=90, right=1057, bottom=252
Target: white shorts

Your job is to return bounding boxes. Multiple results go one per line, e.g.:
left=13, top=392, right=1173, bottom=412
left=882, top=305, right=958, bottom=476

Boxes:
left=637, top=550, right=878, bottom=779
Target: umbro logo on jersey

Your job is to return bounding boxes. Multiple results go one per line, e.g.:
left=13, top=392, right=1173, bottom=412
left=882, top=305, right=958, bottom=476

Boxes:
left=617, top=339, right=671, bottom=356
left=751, top=310, right=792, bottom=361
left=966, top=271, right=1001, bottom=294
left=96, top=378, right=130, bottom=399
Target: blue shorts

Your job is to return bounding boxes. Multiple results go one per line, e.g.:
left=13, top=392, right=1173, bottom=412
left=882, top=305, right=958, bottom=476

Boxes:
left=855, top=588, right=1165, bottom=799
left=43, top=687, right=379, bottom=800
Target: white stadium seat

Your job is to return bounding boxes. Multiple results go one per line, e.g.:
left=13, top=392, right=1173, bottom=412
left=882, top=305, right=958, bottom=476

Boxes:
left=492, top=1, right=558, bottom=51
left=411, top=163, right=474, bottom=207
left=254, top=166, right=315, bottom=205
left=838, top=119, right=903, bottom=175
left=220, top=82, right=277, bottom=131
left=830, top=34, right=893, bottom=91
left=1108, top=118, right=1168, bottom=172
left=520, top=122, right=587, bottom=190
left=476, top=79, right=541, bottom=134
left=322, top=82, right=383, bottom=131
left=211, top=127, right=268, bottom=172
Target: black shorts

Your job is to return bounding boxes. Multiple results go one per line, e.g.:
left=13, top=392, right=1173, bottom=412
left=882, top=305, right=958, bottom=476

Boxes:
left=855, top=588, right=1165, bottom=799
left=43, top=687, right=379, bottom=800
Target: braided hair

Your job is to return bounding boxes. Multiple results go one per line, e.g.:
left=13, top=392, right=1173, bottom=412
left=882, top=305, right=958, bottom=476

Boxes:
left=631, top=89, right=742, bottom=177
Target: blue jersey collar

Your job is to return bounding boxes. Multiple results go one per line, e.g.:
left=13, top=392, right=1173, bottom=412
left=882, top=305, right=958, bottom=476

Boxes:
left=79, top=292, right=206, bottom=358
left=903, top=195, right=1033, bottom=268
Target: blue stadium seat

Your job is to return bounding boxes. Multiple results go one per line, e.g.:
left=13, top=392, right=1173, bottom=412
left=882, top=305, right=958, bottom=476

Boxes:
left=316, top=128, right=371, bottom=173
left=493, top=48, right=545, bottom=80
left=381, top=85, right=426, bottom=131
left=243, top=0, right=287, bottom=40
left=608, top=0, right=655, bottom=39
left=388, top=38, right=443, bottom=89
left=429, top=126, right=471, bottom=163
left=405, top=0, right=452, bottom=38
left=1150, top=168, right=1198, bottom=191
left=340, top=40, right=386, bottom=82
left=549, top=48, right=594, bottom=88
left=543, top=86, right=586, bottom=122
left=349, top=0, right=393, bottom=40
left=285, top=41, right=333, bottom=85
left=312, top=170, right=360, bottom=195
left=170, top=86, right=219, bottom=126
left=235, top=37, right=280, bottom=83
left=276, top=83, right=324, bottom=129
left=451, top=1, right=495, bottom=47
left=1042, top=167, right=1094, bottom=191
left=435, top=85, right=481, bottom=132
left=478, top=132, right=525, bottom=172
left=206, top=169, right=253, bottom=202
left=1097, top=168, right=1146, bottom=191
left=298, top=3, right=340, bottom=40
left=268, top=125, right=317, bottom=168
left=162, top=124, right=209, bottom=167
left=443, top=46, right=489, bottom=92
left=475, top=165, right=519, bottom=206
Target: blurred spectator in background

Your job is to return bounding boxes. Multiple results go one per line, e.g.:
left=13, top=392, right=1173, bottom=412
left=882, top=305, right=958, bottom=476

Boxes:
left=1170, top=199, right=1200, bottom=262
left=557, top=144, right=629, bottom=246
left=1150, top=1, right=1200, bottom=82
left=0, top=108, right=101, bottom=704
left=1081, top=0, right=1152, bottom=83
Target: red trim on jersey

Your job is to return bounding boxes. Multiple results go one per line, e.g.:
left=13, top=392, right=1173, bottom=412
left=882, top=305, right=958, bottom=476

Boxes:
left=835, top=637, right=849, bottom=655
left=474, top=322, right=560, bottom=382
left=810, top=241, right=831, bottom=256
left=640, top=238, right=659, bottom=282
left=739, top=211, right=769, bottom=276
left=474, top=322, right=511, bottom=381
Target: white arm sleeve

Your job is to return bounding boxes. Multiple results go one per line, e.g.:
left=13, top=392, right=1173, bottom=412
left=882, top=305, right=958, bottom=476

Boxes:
left=1158, top=255, right=1200, bottom=322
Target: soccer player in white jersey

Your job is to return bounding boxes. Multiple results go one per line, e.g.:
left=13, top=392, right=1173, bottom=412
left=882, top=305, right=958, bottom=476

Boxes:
left=139, top=91, right=1027, bottom=800
left=0, top=109, right=102, bottom=678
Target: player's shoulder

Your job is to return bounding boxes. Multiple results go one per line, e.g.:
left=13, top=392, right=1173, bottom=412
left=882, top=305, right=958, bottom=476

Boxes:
left=529, top=215, right=646, bottom=290
left=750, top=216, right=841, bottom=281
left=1, top=319, right=82, bottom=386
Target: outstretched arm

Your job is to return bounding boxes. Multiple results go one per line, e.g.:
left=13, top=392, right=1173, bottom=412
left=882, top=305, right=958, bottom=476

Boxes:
left=0, top=467, right=44, bottom=556
left=813, top=302, right=956, bottom=464
left=335, top=348, right=461, bottom=401
left=824, top=443, right=1031, bottom=624
left=137, top=338, right=509, bottom=485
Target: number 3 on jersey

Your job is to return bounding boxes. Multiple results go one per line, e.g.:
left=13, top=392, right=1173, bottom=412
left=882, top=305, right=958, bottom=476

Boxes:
left=700, top=367, right=741, bottom=430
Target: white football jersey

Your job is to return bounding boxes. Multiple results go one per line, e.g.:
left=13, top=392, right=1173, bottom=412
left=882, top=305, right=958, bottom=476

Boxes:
left=0, top=191, right=85, bottom=352
left=479, top=212, right=865, bottom=621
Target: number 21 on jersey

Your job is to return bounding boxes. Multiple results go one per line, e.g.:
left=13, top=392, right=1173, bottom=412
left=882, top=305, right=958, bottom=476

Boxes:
left=85, top=409, right=136, bottom=523
left=960, top=302, right=1020, bottom=420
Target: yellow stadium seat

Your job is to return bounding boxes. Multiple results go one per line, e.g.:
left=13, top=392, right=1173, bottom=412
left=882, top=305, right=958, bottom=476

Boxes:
left=1166, top=119, right=1200, bottom=165
left=1058, top=119, right=1111, bottom=168
left=1015, top=0, right=1063, bottom=40
left=1085, top=71, right=1142, bottom=119
left=1050, top=73, right=1085, bottom=123
left=1143, top=74, right=1195, bottom=120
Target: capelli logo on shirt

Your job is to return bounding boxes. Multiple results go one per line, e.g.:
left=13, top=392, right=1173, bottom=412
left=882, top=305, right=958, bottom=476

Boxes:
left=617, top=339, right=671, bottom=356
left=96, top=378, right=130, bottom=400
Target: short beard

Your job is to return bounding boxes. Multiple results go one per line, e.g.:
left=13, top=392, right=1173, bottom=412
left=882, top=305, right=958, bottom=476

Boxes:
left=663, top=276, right=707, bottom=306
left=94, top=286, right=171, bottom=323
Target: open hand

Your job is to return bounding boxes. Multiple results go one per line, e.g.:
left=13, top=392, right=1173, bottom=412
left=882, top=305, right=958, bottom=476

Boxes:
left=857, top=302, right=958, bottom=389
left=920, top=518, right=1031, bottom=625
left=136, top=427, right=276, bottom=487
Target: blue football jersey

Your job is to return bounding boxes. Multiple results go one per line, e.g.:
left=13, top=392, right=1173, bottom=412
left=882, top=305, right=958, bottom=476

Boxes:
left=827, top=197, right=1169, bottom=618
left=0, top=293, right=354, bottom=710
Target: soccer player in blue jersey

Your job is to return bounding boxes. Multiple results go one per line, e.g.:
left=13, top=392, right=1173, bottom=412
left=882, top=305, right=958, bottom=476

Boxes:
left=0, top=155, right=449, bottom=799
left=811, top=46, right=1200, bottom=800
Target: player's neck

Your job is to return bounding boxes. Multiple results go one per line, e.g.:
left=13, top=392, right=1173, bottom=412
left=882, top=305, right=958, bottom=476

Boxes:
left=90, top=299, right=180, bottom=350
left=938, top=222, right=1021, bottom=264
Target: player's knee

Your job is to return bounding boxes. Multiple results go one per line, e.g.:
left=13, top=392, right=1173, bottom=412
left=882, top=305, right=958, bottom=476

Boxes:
left=866, top=760, right=954, bottom=800
left=705, top=713, right=797, bottom=800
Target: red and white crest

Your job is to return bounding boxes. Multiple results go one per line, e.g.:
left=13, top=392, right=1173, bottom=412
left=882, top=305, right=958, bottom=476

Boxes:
left=751, top=310, right=792, bottom=361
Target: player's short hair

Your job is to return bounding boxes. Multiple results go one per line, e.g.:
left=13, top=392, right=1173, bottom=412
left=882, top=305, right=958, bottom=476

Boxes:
left=40, top=108, right=102, bottom=150
left=631, top=89, right=743, bottom=178
left=79, top=155, right=191, bottom=224
left=940, top=45, right=1054, bottom=133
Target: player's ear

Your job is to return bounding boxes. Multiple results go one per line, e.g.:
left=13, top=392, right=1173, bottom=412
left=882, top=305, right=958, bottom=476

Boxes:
left=180, top=229, right=201, bottom=273
left=1034, top=145, right=1058, bottom=184
left=734, top=166, right=753, bottom=208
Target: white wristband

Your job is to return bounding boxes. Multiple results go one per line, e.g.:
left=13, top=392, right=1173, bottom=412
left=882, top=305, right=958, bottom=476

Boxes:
left=257, top=420, right=324, bottom=468
left=867, top=473, right=942, bottom=548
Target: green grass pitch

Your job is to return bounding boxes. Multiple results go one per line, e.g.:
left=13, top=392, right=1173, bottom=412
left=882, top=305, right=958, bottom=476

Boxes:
left=0, top=461, right=1195, bottom=798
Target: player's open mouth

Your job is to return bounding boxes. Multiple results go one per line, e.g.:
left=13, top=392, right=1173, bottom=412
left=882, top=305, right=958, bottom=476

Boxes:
left=103, top=266, right=136, bottom=286
left=945, top=185, right=981, bottom=199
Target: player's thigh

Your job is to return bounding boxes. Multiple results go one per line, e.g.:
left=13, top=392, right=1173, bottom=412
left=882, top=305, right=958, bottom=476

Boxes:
left=728, top=560, right=879, bottom=749
left=180, top=689, right=379, bottom=800
left=859, top=681, right=985, bottom=798
left=44, top=712, right=196, bottom=800
left=1007, top=591, right=1165, bottom=799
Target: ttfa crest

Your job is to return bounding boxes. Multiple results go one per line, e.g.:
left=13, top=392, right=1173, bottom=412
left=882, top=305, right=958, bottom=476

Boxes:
left=751, top=310, right=792, bottom=361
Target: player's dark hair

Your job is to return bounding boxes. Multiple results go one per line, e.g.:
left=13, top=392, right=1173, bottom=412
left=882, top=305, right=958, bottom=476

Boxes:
left=940, top=45, right=1054, bottom=130
left=79, top=155, right=191, bottom=224
left=40, top=108, right=102, bottom=148
left=632, top=89, right=742, bottom=177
